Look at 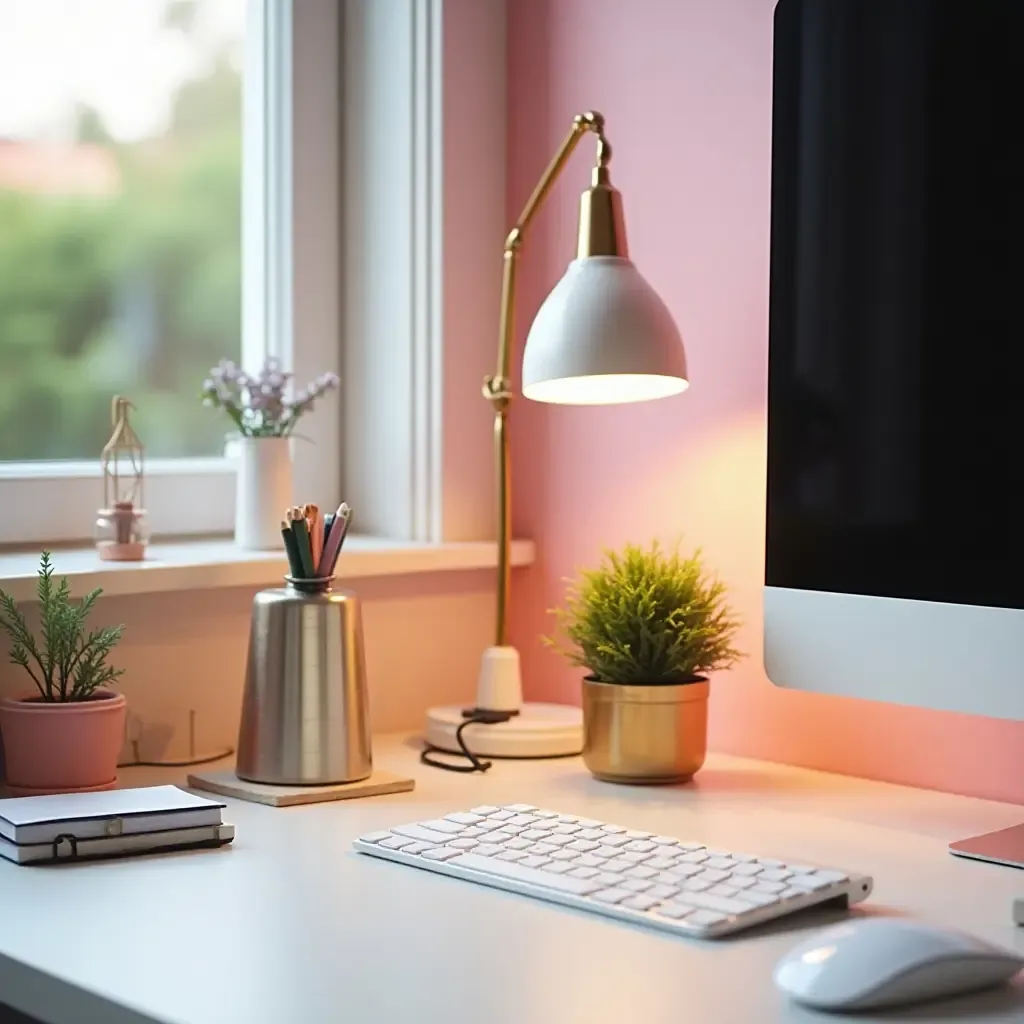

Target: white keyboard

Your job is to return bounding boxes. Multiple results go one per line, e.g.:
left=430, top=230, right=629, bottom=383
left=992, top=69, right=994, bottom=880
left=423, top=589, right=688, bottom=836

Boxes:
left=354, top=804, right=874, bottom=938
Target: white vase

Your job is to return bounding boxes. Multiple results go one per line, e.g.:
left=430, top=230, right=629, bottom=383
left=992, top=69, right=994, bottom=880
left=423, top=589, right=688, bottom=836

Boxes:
left=234, top=436, right=293, bottom=550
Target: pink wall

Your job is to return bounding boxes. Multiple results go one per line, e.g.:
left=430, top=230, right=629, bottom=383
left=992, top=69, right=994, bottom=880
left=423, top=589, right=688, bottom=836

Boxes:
left=507, top=0, right=1024, bottom=804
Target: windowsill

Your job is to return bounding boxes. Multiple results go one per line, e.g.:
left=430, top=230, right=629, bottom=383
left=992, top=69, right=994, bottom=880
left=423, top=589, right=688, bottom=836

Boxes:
left=0, top=536, right=536, bottom=601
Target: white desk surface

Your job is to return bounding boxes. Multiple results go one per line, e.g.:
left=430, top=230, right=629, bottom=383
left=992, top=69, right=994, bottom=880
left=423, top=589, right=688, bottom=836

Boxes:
left=2, top=737, right=1024, bottom=1024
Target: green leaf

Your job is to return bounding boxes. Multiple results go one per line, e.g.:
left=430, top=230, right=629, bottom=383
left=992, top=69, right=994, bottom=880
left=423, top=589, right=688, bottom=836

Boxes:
left=545, top=540, right=742, bottom=685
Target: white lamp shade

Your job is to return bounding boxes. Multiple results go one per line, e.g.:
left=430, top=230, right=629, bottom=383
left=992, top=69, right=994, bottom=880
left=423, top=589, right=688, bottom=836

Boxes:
left=521, top=256, right=689, bottom=405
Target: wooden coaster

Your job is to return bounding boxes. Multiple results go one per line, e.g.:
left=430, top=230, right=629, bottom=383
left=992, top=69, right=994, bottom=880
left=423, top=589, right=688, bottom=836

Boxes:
left=186, top=769, right=414, bottom=807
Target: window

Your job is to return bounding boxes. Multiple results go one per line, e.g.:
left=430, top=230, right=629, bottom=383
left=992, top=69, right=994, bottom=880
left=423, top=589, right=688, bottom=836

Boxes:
left=0, top=0, right=340, bottom=546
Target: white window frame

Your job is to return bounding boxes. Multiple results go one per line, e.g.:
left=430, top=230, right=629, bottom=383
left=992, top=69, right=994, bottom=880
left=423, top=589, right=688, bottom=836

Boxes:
left=0, top=0, right=340, bottom=546
left=0, top=0, right=506, bottom=551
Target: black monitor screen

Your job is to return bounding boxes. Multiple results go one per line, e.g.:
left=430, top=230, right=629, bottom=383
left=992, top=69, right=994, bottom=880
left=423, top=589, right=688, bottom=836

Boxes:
left=766, top=0, right=1024, bottom=611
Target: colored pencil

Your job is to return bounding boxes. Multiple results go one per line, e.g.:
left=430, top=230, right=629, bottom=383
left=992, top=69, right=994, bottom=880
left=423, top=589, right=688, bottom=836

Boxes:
left=317, top=502, right=350, bottom=577
left=289, top=514, right=316, bottom=578
left=280, top=519, right=302, bottom=578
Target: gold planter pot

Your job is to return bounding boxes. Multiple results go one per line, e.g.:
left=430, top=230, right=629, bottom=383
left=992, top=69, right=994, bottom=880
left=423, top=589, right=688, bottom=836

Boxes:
left=581, top=676, right=709, bottom=784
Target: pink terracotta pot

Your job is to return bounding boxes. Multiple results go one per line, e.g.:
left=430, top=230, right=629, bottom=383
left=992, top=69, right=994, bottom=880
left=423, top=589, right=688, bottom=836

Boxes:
left=0, top=691, right=127, bottom=796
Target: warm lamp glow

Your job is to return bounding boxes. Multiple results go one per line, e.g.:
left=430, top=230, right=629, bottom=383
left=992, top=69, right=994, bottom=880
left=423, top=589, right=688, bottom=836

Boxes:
left=523, top=373, right=689, bottom=405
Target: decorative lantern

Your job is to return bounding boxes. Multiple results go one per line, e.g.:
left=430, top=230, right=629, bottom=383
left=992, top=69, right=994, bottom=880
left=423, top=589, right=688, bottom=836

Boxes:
left=95, top=396, right=150, bottom=561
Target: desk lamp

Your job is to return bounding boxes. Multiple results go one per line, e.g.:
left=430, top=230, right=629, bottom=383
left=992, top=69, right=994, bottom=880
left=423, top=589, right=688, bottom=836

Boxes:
left=423, top=111, right=689, bottom=767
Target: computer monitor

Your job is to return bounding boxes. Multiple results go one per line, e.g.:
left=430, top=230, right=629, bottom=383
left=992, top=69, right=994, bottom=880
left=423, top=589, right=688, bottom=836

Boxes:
left=765, top=0, right=1024, bottom=866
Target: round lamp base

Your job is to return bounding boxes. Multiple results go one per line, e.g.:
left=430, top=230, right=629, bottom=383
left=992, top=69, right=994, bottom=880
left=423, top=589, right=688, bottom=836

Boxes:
left=424, top=703, right=583, bottom=759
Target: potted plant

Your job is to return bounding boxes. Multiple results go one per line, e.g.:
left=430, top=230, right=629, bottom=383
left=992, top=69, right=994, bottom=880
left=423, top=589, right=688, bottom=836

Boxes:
left=548, top=541, right=741, bottom=785
left=201, top=356, right=339, bottom=551
left=0, top=553, right=127, bottom=795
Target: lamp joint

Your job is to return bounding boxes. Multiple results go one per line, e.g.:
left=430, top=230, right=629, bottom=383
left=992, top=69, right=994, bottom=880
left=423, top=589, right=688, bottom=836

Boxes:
left=504, top=228, right=523, bottom=254
left=483, top=375, right=513, bottom=411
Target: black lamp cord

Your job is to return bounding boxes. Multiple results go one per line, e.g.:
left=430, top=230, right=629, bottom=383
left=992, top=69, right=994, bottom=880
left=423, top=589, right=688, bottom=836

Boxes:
left=420, top=708, right=517, bottom=773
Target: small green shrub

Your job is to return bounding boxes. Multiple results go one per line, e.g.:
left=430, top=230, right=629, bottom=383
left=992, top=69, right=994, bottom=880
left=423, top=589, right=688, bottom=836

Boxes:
left=0, top=552, right=125, bottom=702
left=547, top=541, right=742, bottom=685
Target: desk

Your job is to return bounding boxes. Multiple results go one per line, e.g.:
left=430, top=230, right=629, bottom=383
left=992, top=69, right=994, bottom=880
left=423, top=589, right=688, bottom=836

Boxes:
left=1, top=737, right=1024, bottom=1024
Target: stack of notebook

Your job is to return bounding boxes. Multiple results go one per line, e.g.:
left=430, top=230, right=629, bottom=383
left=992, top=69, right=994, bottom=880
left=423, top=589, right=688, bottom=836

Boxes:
left=0, top=785, right=234, bottom=865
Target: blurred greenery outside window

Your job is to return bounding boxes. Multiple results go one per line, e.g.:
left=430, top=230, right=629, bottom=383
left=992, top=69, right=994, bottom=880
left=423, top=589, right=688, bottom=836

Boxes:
left=0, top=0, right=245, bottom=462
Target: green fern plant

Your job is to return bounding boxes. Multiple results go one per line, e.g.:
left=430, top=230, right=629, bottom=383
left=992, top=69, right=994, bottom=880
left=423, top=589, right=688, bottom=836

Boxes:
left=0, top=552, right=125, bottom=702
left=547, top=541, right=742, bottom=685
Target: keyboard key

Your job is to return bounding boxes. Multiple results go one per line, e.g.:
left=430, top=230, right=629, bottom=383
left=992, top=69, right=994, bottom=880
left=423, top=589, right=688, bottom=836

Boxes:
left=658, top=903, right=693, bottom=920
left=550, top=849, right=578, bottom=861
left=358, top=831, right=393, bottom=844
left=568, top=840, right=600, bottom=853
left=421, top=847, right=461, bottom=861
left=577, top=819, right=603, bottom=828
left=626, top=866, right=658, bottom=880
left=533, top=810, right=559, bottom=819
left=598, top=835, right=630, bottom=848
left=695, top=869, right=729, bottom=883
left=496, top=849, right=527, bottom=862
left=379, top=836, right=415, bottom=850
left=789, top=875, right=832, bottom=891
left=591, top=847, right=617, bottom=860
left=488, top=830, right=516, bottom=844
left=529, top=843, right=558, bottom=856
left=505, top=839, right=531, bottom=851
left=552, top=824, right=582, bottom=835
left=683, top=880, right=711, bottom=892
left=507, top=814, right=541, bottom=828
left=459, top=827, right=488, bottom=839
left=393, top=824, right=466, bottom=845
left=601, top=859, right=629, bottom=873
left=592, top=888, right=631, bottom=904
left=705, top=857, right=740, bottom=871
left=578, top=828, right=606, bottom=841
left=752, top=880, right=785, bottom=894
left=555, top=815, right=579, bottom=824
left=652, top=836, right=680, bottom=846
left=623, top=895, right=660, bottom=911
left=646, top=857, right=678, bottom=871
left=474, top=843, right=503, bottom=857
left=520, top=829, right=552, bottom=841
left=730, top=876, right=757, bottom=889
left=543, top=861, right=572, bottom=874
left=740, top=890, right=779, bottom=907
left=470, top=806, right=499, bottom=815
left=620, top=851, right=654, bottom=864
left=445, top=812, right=486, bottom=825
left=648, top=883, right=680, bottom=900
left=666, top=864, right=704, bottom=879
left=421, top=819, right=464, bottom=834
left=547, top=835, right=575, bottom=847
left=625, top=840, right=656, bottom=853
left=569, top=866, right=599, bottom=880
left=759, top=869, right=792, bottom=883
left=600, top=825, right=626, bottom=834
left=504, top=804, right=537, bottom=813
left=680, top=851, right=709, bottom=863
left=595, top=872, right=623, bottom=886
left=707, top=884, right=739, bottom=897
left=449, top=839, right=479, bottom=850
left=625, top=831, right=653, bottom=840
left=676, top=892, right=754, bottom=916
left=519, top=856, right=551, bottom=869
left=451, top=853, right=600, bottom=895
left=757, top=857, right=784, bottom=868
left=621, top=878, right=654, bottom=893
left=489, top=810, right=516, bottom=822
left=401, top=842, right=435, bottom=855
left=731, top=863, right=762, bottom=876
left=677, top=842, right=705, bottom=851
left=576, top=854, right=604, bottom=868
left=782, top=887, right=810, bottom=899
left=731, top=853, right=757, bottom=863
left=683, top=910, right=728, bottom=929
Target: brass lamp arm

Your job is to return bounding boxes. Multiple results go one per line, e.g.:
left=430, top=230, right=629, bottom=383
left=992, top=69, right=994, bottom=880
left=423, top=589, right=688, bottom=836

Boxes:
left=483, top=110, right=609, bottom=648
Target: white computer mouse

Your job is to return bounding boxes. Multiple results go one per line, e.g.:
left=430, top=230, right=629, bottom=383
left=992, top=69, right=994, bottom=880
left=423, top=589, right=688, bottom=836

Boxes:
left=773, top=917, right=1024, bottom=1012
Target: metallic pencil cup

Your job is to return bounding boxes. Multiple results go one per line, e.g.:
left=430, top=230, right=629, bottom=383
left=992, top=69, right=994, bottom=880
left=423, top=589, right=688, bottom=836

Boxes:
left=236, top=576, right=372, bottom=785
